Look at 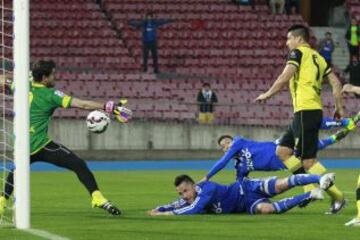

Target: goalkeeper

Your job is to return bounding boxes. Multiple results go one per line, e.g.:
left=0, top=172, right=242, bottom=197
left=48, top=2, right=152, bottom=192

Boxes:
left=0, top=60, right=132, bottom=216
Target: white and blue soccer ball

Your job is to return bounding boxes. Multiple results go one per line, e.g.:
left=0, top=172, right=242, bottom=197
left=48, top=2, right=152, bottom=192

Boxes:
left=86, top=110, right=110, bottom=134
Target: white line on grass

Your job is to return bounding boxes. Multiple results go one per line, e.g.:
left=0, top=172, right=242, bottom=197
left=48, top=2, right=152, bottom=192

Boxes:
left=24, top=228, right=70, bottom=240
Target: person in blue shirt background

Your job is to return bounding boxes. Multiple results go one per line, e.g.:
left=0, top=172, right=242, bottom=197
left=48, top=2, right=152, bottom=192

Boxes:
left=129, top=12, right=174, bottom=74
left=318, top=32, right=335, bottom=66
left=148, top=173, right=334, bottom=216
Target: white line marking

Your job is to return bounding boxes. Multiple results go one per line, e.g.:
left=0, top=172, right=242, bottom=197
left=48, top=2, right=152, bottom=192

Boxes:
left=23, top=228, right=70, bottom=240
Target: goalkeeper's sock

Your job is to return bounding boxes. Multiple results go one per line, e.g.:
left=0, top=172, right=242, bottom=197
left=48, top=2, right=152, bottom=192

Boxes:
left=0, top=196, right=7, bottom=215
left=287, top=174, right=321, bottom=189
left=91, top=191, right=121, bottom=216
left=307, top=162, right=344, bottom=201
left=272, top=192, right=312, bottom=213
left=91, top=190, right=108, bottom=208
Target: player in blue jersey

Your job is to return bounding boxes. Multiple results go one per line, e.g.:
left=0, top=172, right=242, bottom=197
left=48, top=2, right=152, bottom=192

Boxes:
left=148, top=173, right=335, bottom=216
left=203, top=117, right=359, bottom=182
left=199, top=115, right=359, bottom=214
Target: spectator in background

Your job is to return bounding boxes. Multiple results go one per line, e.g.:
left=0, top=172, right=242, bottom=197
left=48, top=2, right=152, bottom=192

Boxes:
left=344, top=56, right=360, bottom=98
left=286, top=0, right=300, bottom=15
left=232, top=0, right=253, bottom=7
left=270, top=0, right=285, bottom=14
left=345, top=18, right=360, bottom=64
left=197, top=83, right=218, bottom=124
left=129, top=12, right=174, bottom=74
left=318, top=32, right=335, bottom=66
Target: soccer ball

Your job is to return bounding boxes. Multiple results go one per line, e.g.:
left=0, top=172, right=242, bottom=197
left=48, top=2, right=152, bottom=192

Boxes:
left=86, top=110, right=110, bottom=134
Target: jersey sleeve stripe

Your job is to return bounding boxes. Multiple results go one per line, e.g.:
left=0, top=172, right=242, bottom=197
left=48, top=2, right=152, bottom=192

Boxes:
left=173, top=196, right=200, bottom=215
left=323, top=67, right=332, bottom=77
left=62, top=96, right=72, bottom=108
left=286, top=60, right=299, bottom=67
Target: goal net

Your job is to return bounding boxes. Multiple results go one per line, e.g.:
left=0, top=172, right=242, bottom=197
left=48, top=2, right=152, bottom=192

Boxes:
left=0, top=0, right=14, bottom=227
left=0, top=0, right=30, bottom=229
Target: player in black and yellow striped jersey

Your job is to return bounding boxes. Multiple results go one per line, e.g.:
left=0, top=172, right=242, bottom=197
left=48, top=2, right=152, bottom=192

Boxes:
left=255, top=25, right=350, bottom=214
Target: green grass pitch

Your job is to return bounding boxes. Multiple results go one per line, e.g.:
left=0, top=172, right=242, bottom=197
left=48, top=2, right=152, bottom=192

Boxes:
left=1, top=169, right=360, bottom=240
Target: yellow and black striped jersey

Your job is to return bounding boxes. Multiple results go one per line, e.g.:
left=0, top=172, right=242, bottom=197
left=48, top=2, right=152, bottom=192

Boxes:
left=287, top=44, right=331, bottom=112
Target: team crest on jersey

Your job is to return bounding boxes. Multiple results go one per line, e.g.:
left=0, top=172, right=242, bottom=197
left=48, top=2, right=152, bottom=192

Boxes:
left=54, top=90, right=65, bottom=98
left=290, top=51, right=297, bottom=58
left=212, top=202, right=222, bottom=214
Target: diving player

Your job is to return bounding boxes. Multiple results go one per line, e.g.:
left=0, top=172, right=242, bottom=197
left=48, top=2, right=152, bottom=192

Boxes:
left=148, top=173, right=335, bottom=216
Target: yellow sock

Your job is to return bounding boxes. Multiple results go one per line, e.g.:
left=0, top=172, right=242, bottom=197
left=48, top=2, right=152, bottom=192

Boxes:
left=304, top=162, right=326, bottom=193
left=91, top=190, right=108, bottom=207
left=303, top=184, right=317, bottom=192
left=326, top=185, right=344, bottom=201
left=307, top=162, right=344, bottom=201
left=357, top=200, right=360, bottom=219
left=283, top=155, right=302, bottom=172
left=0, top=196, right=7, bottom=215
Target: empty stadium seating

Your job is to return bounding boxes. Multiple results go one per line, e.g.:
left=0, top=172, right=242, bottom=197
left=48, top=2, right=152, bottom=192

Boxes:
left=10, top=0, right=357, bottom=126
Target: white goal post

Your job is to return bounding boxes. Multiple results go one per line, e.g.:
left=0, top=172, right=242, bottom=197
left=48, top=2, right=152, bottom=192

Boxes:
left=13, top=0, right=30, bottom=229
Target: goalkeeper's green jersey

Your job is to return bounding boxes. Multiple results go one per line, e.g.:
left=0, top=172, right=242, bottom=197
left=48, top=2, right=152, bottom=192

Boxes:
left=30, top=82, right=72, bottom=154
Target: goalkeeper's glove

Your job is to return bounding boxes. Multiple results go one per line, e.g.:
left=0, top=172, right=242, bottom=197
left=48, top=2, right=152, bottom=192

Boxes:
left=104, top=99, right=133, bottom=123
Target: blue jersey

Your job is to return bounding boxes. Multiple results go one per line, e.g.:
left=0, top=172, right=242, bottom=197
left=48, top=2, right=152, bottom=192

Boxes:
left=129, top=19, right=173, bottom=43
left=156, top=181, right=246, bottom=215
left=207, top=136, right=286, bottom=181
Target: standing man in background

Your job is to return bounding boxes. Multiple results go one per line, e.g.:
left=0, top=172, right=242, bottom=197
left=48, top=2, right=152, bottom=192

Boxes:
left=318, top=32, right=335, bottom=66
left=197, top=83, right=218, bottom=124
left=129, top=12, right=174, bottom=74
left=345, top=18, right=360, bottom=64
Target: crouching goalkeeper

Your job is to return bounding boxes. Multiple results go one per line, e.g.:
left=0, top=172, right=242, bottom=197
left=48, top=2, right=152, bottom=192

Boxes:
left=0, top=60, right=132, bottom=216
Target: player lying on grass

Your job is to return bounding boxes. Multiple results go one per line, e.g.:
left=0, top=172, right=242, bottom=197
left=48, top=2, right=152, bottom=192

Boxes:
left=199, top=114, right=359, bottom=214
left=148, top=173, right=335, bottom=216
left=0, top=60, right=132, bottom=216
left=342, top=83, right=360, bottom=226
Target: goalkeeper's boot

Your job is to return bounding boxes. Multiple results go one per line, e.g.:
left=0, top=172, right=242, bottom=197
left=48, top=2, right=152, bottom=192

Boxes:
left=91, top=191, right=121, bottom=216
left=0, top=196, right=7, bottom=215
left=325, top=198, right=348, bottom=215
left=342, top=118, right=356, bottom=131
left=345, top=217, right=360, bottom=226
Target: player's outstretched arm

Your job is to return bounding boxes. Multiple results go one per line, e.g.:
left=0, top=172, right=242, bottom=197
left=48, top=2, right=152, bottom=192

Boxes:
left=342, top=83, right=360, bottom=95
left=254, top=64, right=296, bottom=103
left=147, top=209, right=174, bottom=216
left=203, top=147, right=238, bottom=181
left=327, top=72, right=344, bottom=118
left=70, top=97, right=104, bottom=110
